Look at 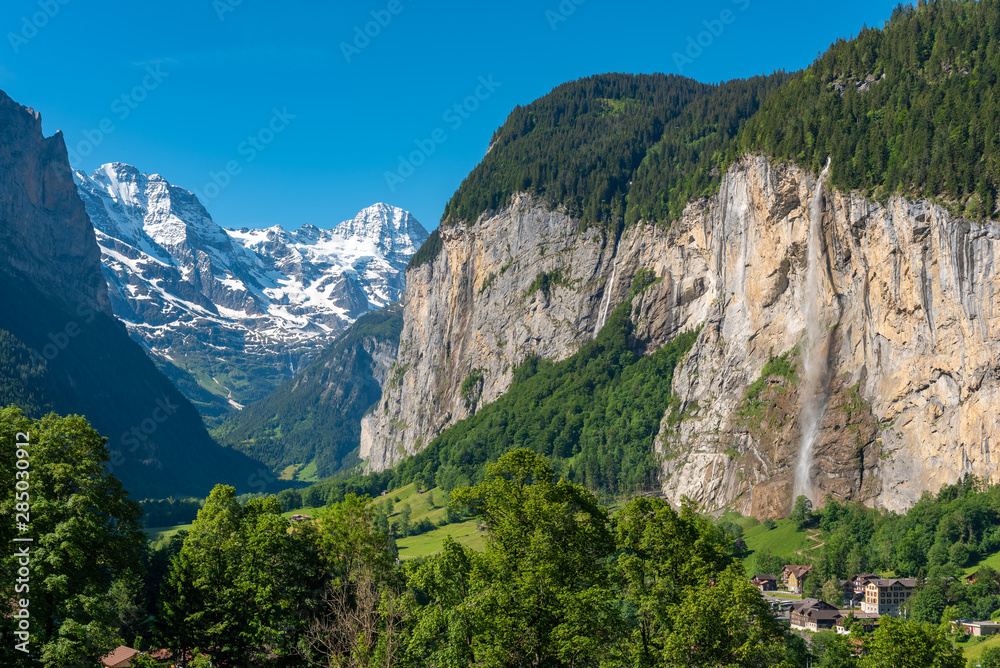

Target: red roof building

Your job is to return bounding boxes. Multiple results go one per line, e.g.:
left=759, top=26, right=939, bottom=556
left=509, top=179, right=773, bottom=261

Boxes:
left=101, top=645, right=140, bottom=668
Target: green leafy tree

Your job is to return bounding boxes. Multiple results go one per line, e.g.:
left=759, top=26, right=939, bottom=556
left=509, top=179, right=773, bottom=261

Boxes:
left=610, top=496, right=734, bottom=667
left=298, top=494, right=407, bottom=668
left=822, top=578, right=845, bottom=608
left=405, top=538, right=478, bottom=668
left=803, top=571, right=824, bottom=599
left=660, top=565, right=795, bottom=667
left=411, top=449, right=619, bottom=667
left=312, top=494, right=396, bottom=582
left=909, top=583, right=948, bottom=624
left=859, top=616, right=964, bottom=668
left=748, top=547, right=789, bottom=578
left=976, top=646, right=1000, bottom=668
left=398, top=502, right=412, bottom=538
left=444, top=499, right=461, bottom=524
left=950, top=542, right=971, bottom=568
left=159, top=485, right=322, bottom=666
left=792, top=495, right=814, bottom=529
left=128, top=654, right=160, bottom=668
left=0, top=408, right=146, bottom=667
left=812, top=630, right=858, bottom=668
left=847, top=544, right=867, bottom=577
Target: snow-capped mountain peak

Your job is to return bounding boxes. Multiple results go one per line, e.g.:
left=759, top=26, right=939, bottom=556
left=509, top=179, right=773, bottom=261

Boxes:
left=333, top=202, right=426, bottom=252
left=73, top=162, right=429, bottom=412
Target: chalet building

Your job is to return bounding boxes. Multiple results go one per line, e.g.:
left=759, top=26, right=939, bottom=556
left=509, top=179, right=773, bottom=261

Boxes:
left=781, top=565, right=813, bottom=593
left=789, top=598, right=840, bottom=631
left=101, top=645, right=139, bottom=668
left=965, top=570, right=993, bottom=585
left=954, top=620, right=1000, bottom=637
left=751, top=574, right=778, bottom=592
left=860, top=578, right=917, bottom=616
left=835, top=612, right=880, bottom=635
left=842, top=574, right=879, bottom=606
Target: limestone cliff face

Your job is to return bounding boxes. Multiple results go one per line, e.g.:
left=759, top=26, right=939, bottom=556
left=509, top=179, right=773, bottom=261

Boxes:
left=0, top=91, right=110, bottom=315
left=361, top=155, right=1000, bottom=517
left=359, top=194, right=618, bottom=470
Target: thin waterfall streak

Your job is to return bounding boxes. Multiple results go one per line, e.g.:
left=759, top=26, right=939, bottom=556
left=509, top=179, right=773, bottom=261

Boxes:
left=594, top=261, right=618, bottom=338
left=793, top=158, right=831, bottom=504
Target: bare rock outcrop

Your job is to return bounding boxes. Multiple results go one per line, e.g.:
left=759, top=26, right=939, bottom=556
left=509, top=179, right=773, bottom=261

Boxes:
left=0, top=91, right=110, bottom=314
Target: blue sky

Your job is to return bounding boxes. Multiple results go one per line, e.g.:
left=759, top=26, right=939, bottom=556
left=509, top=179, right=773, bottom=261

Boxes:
left=1, top=0, right=902, bottom=231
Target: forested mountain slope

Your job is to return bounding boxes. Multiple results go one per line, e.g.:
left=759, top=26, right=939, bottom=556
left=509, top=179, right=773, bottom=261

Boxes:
left=214, top=305, right=403, bottom=480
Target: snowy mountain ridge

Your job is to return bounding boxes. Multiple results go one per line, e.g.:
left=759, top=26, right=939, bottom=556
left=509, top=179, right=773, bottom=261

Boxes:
left=73, top=162, right=428, bottom=417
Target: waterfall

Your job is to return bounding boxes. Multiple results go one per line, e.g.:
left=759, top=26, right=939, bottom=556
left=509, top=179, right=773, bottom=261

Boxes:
left=593, top=261, right=618, bottom=338
left=793, top=158, right=831, bottom=504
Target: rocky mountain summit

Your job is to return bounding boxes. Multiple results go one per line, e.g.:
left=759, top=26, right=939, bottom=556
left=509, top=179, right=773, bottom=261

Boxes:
left=0, top=91, right=110, bottom=316
left=74, top=163, right=427, bottom=415
left=0, top=91, right=264, bottom=498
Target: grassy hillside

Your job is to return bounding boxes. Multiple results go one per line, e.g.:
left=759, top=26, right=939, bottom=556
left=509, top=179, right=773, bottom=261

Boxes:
left=396, top=519, right=487, bottom=559
left=965, top=633, right=1000, bottom=662
left=744, top=521, right=814, bottom=560
left=148, top=482, right=490, bottom=561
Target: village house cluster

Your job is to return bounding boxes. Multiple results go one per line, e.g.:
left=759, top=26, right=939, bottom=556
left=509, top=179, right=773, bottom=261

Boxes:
left=751, top=565, right=919, bottom=634
left=750, top=564, right=1000, bottom=637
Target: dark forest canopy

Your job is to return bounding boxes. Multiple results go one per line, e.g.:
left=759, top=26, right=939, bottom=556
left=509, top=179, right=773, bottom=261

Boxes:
left=433, top=0, right=1000, bottom=250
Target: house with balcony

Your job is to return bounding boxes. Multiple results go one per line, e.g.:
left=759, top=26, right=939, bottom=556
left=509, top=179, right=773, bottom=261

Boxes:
left=834, top=611, right=880, bottom=635
left=954, top=620, right=1000, bottom=637
left=781, top=565, right=813, bottom=593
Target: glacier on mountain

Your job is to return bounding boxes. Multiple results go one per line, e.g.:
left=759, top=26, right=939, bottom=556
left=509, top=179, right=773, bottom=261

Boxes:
left=73, top=162, right=428, bottom=413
